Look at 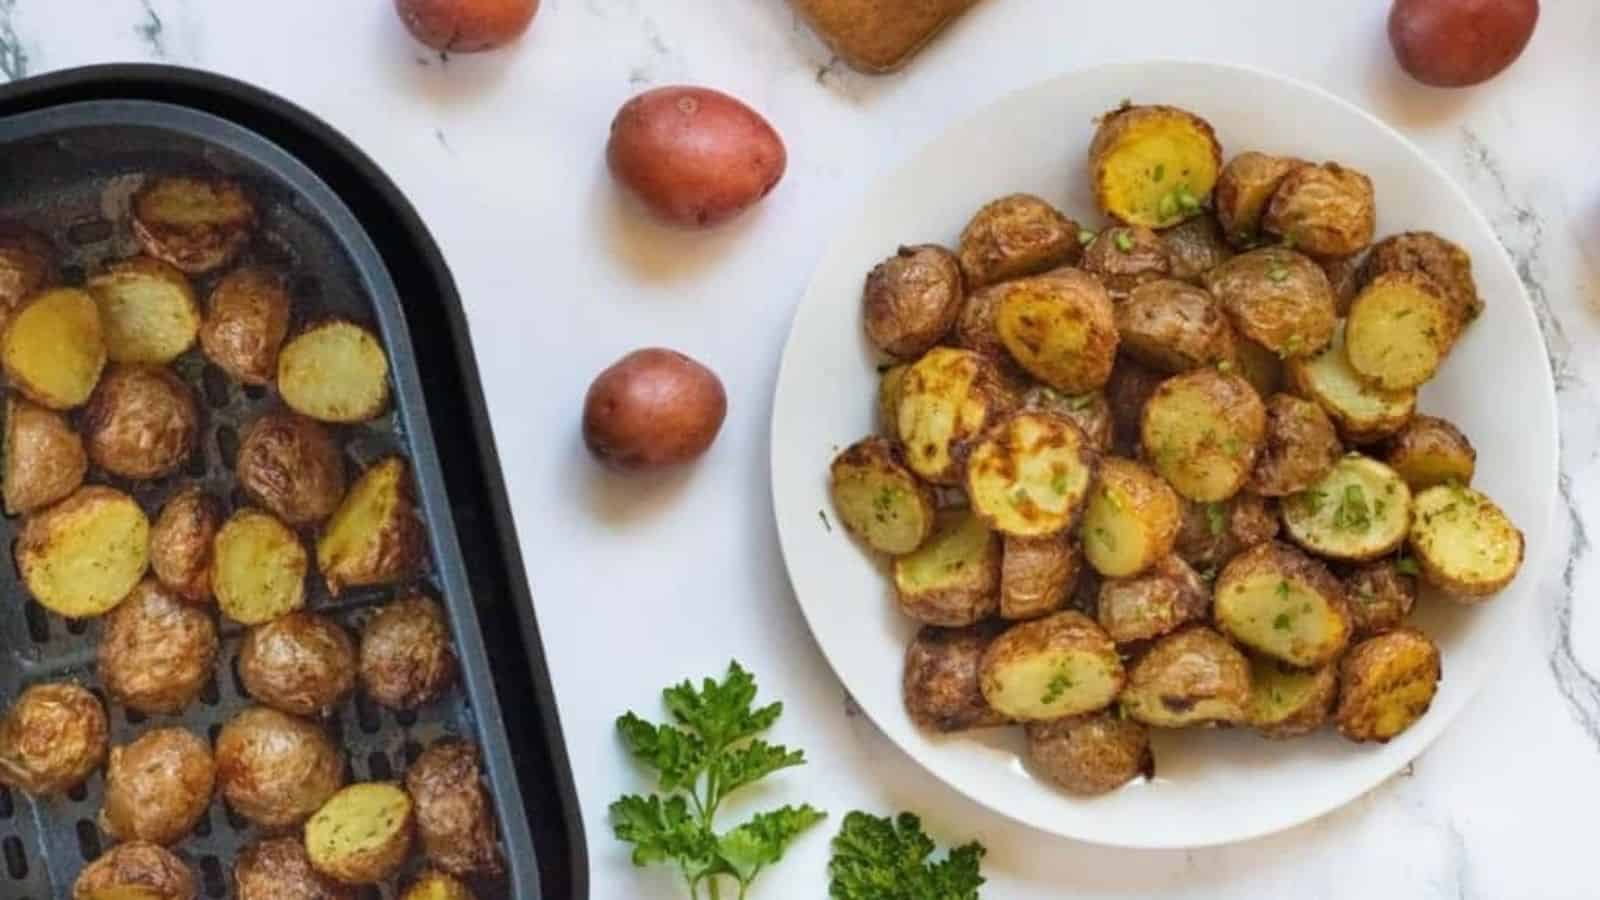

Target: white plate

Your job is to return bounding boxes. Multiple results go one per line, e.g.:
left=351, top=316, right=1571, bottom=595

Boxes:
left=770, top=60, right=1556, bottom=848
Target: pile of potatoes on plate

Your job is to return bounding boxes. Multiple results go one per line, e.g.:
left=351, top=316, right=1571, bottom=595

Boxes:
left=829, top=102, right=1526, bottom=796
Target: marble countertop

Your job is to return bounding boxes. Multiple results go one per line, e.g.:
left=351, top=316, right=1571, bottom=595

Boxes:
left=7, top=0, right=1599, bottom=897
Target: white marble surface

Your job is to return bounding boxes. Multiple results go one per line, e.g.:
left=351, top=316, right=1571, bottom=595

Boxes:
left=6, top=1, right=1600, bottom=897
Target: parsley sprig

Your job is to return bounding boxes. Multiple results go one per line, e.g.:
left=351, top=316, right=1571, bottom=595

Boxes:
left=829, top=811, right=986, bottom=899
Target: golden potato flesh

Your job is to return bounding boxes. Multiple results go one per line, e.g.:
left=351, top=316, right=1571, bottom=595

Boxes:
left=862, top=244, right=964, bottom=359
left=17, top=486, right=150, bottom=619
left=1203, top=248, right=1336, bottom=359
left=1285, top=321, right=1416, bottom=445
left=82, top=364, right=200, bottom=480
left=279, top=320, right=391, bottom=423
left=1096, top=554, right=1209, bottom=644
left=97, top=578, right=218, bottom=715
left=2, top=287, right=106, bottom=409
left=360, top=593, right=459, bottom=710
left=149, top=485, right=222, bottom=603
left=1081, top=225, right=1171, bottom=298
left=1080, top=457, right=1181, bottom=578
left=1021, top=385, right=1114, bottom=452
left=1282, top=455, right=1412, bottom=562
left=896, top=347, right=1013, bottom=485
left=239, top=611, right=358, bottom=718
left=956, top=193, right=1081, bottom=288
left=892, top=507, right=1001, bottom=627
left=1383, top=415, right=1476, bottom=491
left=234, top=836, right=355, bottom=900
left=238, top=411, right=348, bottom=526
left=829, top=437, right=937, bottom=555
left=979, top=610, right=1124, bottom=721
left=0, top=682, right=107, bottom=796
left=1248, top=393, right=1342, bottom=497
left=965, top=412, right=1097, bottom=538
left=1345, top=271, right=1459, bottom=390
left=1213, top=541, right=1351, bottom=667
left=73, top=840, right=197, bottom=900
left=86, top=255, right=200, bottom=364
left=1119, top=626, right=1250, bottom=727
left=1363, top=231, right=1481, bottom=324
left=903, top=623, right=1010, bottom=732
left=3, top=393, right=87, bottom=515
left=317, top=456, right=426, bottom=595
left=403, top=871, right=476, bottom=900
left=216, top=706, right=346, bottom=829
left=213, top=509, right=308, bottom=626
left=101, top=727, right=216, bottom=846
left=994, top=269, right=1118, bottom=393
left=132, top=175, right=255, bottom=274
left=1115, top=279, right=1235, bottom=374
left=200, top=266, right=291, bottom=385
left=0, top=225, right=55, bottom=333
left=1026, top=712, right=1151, bottom=795
left=1336, top=628, right=1441, bottom=743
left=1213, top=152, right=1304, bottom=246
left=1263, top=162, right=1376, bottom=258
left=1246, top=654, right=1337, bottom=739
left=1344, top=559, right=1418, bottom=637
left=406, top=739, right=504, bottom=877
left=1089, top=104, right=1222, bottom=228
left=304, top=782, right=415, bottom=885
left=1408, top=483, right=1524, bottom=599
left=1140, top=368, right=1266, bottom=502
left=1000, top=533, right=1080, bottom=620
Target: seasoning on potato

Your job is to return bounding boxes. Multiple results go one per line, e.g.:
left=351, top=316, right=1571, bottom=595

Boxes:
left=965, top=411, right=1097, bottom=538
left=1388, top=0, right=1539, bottom=88
left=305, top=782, right=416, bottom=885
left=994, top=269, right=1119, bottom=394
left=979, top=610, right=1125, bottom=722
left=1344, top=558, right=1418, bottom=637
left=1245, top=654, right=1337, bottom=739
left=0, top=682, right=108, bottom=796
left=862, top=244, right=964, bottom=359
left=1249, top=393, right=1343, bottom=498
left=1382, top=414, right=1476, bottom=490
left=73, top=840, right=197, bottom=900
left=1335, top=627, right=1441, bottom=742
left=1140, top=368, right=1266, bottom=502
left=895, top=346, right=1014, bottom=484
left=1173, top=492, right=1280, bottom=570
left=1262, top=162, right=1377, bottom=258
left=17, top=485, right=150, bottom=619
left=100, top=727, right=216, bottom=846
left=1408, top=482, right=1524, bottom=598
left=1096, top=554, right=1209, bottom=644
left=1362, top=230, right=1482, bottom=324
left=150, top=485, right=223, bottom=603
left=278, top=320, right=392, bottom=423
left=97, top=578, right=218, bottom=715
left=829, top=436, right=936, bottom=555
left=892, top=508, right=1001, bottom=627
left=2, top=394, right=87, bottom=515
left=1203, top=247, right=1337, bottom=359
left=1283, top=321, right=1417, bottom=444
left=86, top=255, right=200, bottom=365
left=1212, top=541, right=1351, bottom=668
left=1081, top=225, right=1171, bottom=298
left=213, top=508, right=309, bottom=625
left=1345, top=270, right=1459, bottom=389
left=1022, top=386, right=1114, bottom=452
left=1080, top=457, right=1181, bottom=578
left=1089, top=104, right=1222, bottom=228
left=1119, top=626, right=1250, bottom=728
left=1159, top=213, right=1234, bottom=283
left=1115, top=279, right=1235, bottom=374
left=583, top=347, right=727, bottom=471
left=1281, top=454, right=1413, bottom=562
left=82, top=364, right=201, bottom=480
left=216, top=707, right=346, bottom=828
left=395, top=0, right=540, bottom=51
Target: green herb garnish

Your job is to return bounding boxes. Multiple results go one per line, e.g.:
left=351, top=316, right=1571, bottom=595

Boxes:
left=1276, top=580, right=1291, bottom=601
left=1267, top=265, right=1289, bottom=284
left=818, top=510, right=832, bottom=532
left=1041, top=671, right=1074, bottom=705
left=1078, top=227, right=1097, bottom=247
left=1175, top=185, right=1200, bottom=211
left=829, top=812, right=985, bottom=900
left=1114, top=230, right=1134, bottom=253
left=1204, top=502, right=1226, bottom=538
left=1295, top=489, right=1328, bottom=516
left=1153, top=163, right=1166, bottom=183
left=1395, top=556, right=1420, bottom=576
left=1216, top=359, right=1234, bottom=374
left=1333, top=484, right=1371, bottom=532
left=1273, top=612, right=1292, bottom=631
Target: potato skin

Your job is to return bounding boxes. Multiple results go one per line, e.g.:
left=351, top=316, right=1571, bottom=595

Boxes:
left=583, top=348, right=727, bottom=470
left=1320, top=253, right=1366, bottom=318
left=1262, top=162, right=1377, bottom=257
left=1389, top=0, right=1538, bottom=88
left=132, top=176, right=255, bottom=275
left=1026, top=712, right=1151, bottom=795
left=903, top=623, right=1010, bottom=732
left=98, top=578, right=218, bottom=715
left=1174, top=492, right=1280, bottom=570
left=0, top=682, right=107, bottom=796
left=150, top=485, right=222, bottom=603
left=607, top=86, right=786, bottom=229
left=239, top=611, right=359, bottom=718
left=1249, top=393, right=1342, bottom=497
left=395, top=0, right=539, bottom=51
left=1096, top=554, right=1209, bottom=644
left=406, top=740, right=504, bottom=877
left=1021, top=386, right=1114, bottom=452
left=1115, top=279, right=1235, bottom=373
left=1362, top=231, right=1482, bottom=324
left=863, top=244, right=964, bottom=359
left=952, top=281, right=1013, bottom=367
left=216, top=707, right=346, bottom=829
left=235, top=836, right=355, bottom=900
left=101, top=727, right=215, bottom=846
left=1104, top=358, right=1166, bottom=456
left=1119, top=626, right=1250, bottom=727
left=1081, top=225, right=1171, bottom=298
left=1343, top=559, right=1418, bottom=637
left=1000, top=534, right=1080, bottom=620
left=1382, top=414, right=1476, bottom=490
left=360, top=594, right=459, bottom=710
left=1336, top=628, right=1442, bottom=742
left=238, top=412, right=347, bottom=526
left=82, top=364, right=199, bottom=479
left=1159, top=214, right=1234, bottom=283
left=1214, top=152, right=1304, bottom=246
left=74, top=841, right=197, bottom=900
left=3, top=393, right=87, bottom=515
left=200, top=266, right=291, bottom=386
left=1204, top=247, right=1336, bottom=358
left=956, top=194, right=1081, bottom=288
left=0, top=224, right=55, bottom=333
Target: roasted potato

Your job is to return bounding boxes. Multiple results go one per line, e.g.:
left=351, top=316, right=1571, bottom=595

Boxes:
left=1249, top=393, right=1342, bottom=497
left=1282, top=454, right=1413, bottom=561
left=406, top=739, right=504, bottom=877
left=1262, top=162, right=1377, bottom=257
left=1336, top=628, right=1441, bottom=742
left=1140, top=368, right=1266, bottom=502
left=213, top=508, right=308, bottom=625
left=1245, top=654, right=1337, bottom=739
left=238, top=411, right=347, bottom=526
left=402, top=871, right=476, bottom=900
left=360, top=593, right=459, bottom=709
left=1320, top=253, right=1366, bottom=317
left=1232, top=335, right=1283, bottom=398
left=1344, top=559, right=1418, bottom=637
left=829, top=437, right=937, bottom=554
left=583, top=347, right=726, bottom=470
left=98, top=578, right=218, bottom=715
left=1080, top=225, right=1171, bottom=298
left=0, top=225, right=55, bottom=334
left=132, top=175, right=255, bottom=274
left=235, top=836, right=355, bottom=900
left=85, top=256, right=200, bottom=364
left=395, top=0, right=540, bottom=52
left=1345, top=271, right=1459, bottom=390
left=199, top=266, right=292, bottom=386
left=892, top=507, right=1001, bottom=626
left=1159, top=213, right=1234, bottom=283
left=978, top=610, right=1124, bottom=721
left=1203, top=247, right=1336, bottom=358
left=82, top=364, right=200, bottom=480
left=951, top=281, right=1013, bottom=367
left=956, top=193, right=1081, bottom=288
left=1362, top=231, right=1482, bottom=324
left=279, top=320, right=392, bottom=423
left=318, top=457, right=425, bottom=594
left=1000, top=534, right=1080, bottom=620
left=876, top=363, right=909, bottom=436
left=216, top=706, right=346, bottom=828
left=0, top=682, right=107, bottom=796
left=863, top=244, right=964, bottom=359
left=1, top=287, right=107, bottom=409
left=896, top=347, right=1014, bottom=484
left=1213, top=541, right=1351, bottom=667
left=3, top=393, right=87, bottom=515
left=1115, top=279, right=1235, bottom=373
left=100, top=727, right=216, bottom=845
left=966, top=411, right=1097, bottom=538
left=74, top=841, right=197, bottom=900
left=1104, top=357, right=1166, bottom=455
left=149, top=485, right=222, bottom=602
left=1080, top=456, right=1181, bottom=577
left=1389, top=0, right=1538, bottom=88
left=1285, top=321, right=1416, bottom=444
left=995, top=269, right=1118, bottom=393
left=1118, top=626, right=1250, bottom=727
left=1096, top=554, right=1209, bottom=644
left=1213, top=152, right=1304, bottom=246
left=1409, top=482, right=1524, bottom=598
left=1021, top=385, right=1114, bottom=452
left=239, top=611, right=359, bottom=717
left=17, top=486, right=150, bottom=618
left=1174, top=492, right=1280, bottom=570
left=305, top=782, right=416, bottom=885
left=1025, top=712, right=1151, bottom=795
left=1383, top=414, right=1476, bottom=490
left=1089, top=104, right=1222, bottom=228
left=903, top=623, right=1010, bottom=732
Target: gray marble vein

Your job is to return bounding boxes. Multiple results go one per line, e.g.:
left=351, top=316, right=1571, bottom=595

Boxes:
left=135, top=0, right=166, bottom=57
left=0, top=0, right=28, bottom=82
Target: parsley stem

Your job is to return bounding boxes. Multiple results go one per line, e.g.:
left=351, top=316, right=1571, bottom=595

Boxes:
left=709, top=877, right=722, bottom=900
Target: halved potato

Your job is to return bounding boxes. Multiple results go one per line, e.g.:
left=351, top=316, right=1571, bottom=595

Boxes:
left=1096, top=554, right=1208, bottom=644
left=1140, top=368, right=1266, bottom=502
left=896, top=347, right=1014, bottom=484
left=1344, top=271, right=1458, bottom=389
left=1021, top=385, right=1113, bottom=452
left=318, top=457, right=426, bottom=595
left=403, top=871, right=476, bottom=900
left=1203, top=248, right=1336, bottom=358
left=1213, top=541, right=1351, bottom=667
left=903, top=623, right=1009, bottom=732
left=876, top=363, right=909, bottom=437
left=1080, top=225, right=1171, bottom=298
left=85, top=256, right=200, bottom=364
left=1408, top=483, right=1524, bottom=598
left=1335, top=628, right=1441, bottom=743
left=201, top=266, right=292, bottom=386
left=1089, top=104, right=1222, bottom=228
left=994, top=270, right=1119, bottom=394
left=1000, top=533, right=1080, bottom=620
left=279, top=320, right=392, bottom=423
left=979, top=610, right=1124, bottom=721
left=956, top=194, right=1081, bottom=288
left=17, top=486, right=149, bottom=618
left=213, top=509, right=308, bottom=625
left=1248, top=393, right=1342, bottom=498
left=1285, top=321, right=1416, bottom=444
left=1245, top=654, right=1337, bottom=739
left=1080, top=457, right=1181, bottom=577
left=3, top=394, right=87, bottom=515
left=1115, top=280, right=1235, bottom=374
left=1262, top=162, right=1377, bottom=258
left=1213, top=152, right=1304, bottom=246
left=132, top=175, right=255, bottom=274
left=829, top=436, right=937, bottom=554
left=892, top=507, right=1000, bottom=626
left=1383, top=415, right=1476, bottom=491
left=305, top=782, right=415, bottom=885
left=1282, top=455, right=1412, bottom=561
left=1344, top=558, right=1418, bottom=637
left=1362, top=231, right=1482, bottom=324
left=966, top=412, right=1096, bottom=537
left=1, top=287, right=106, bottom=409
left=1025, top=712, right=1152, bottom=795
left=1118, top=626, right=1250, bottom=727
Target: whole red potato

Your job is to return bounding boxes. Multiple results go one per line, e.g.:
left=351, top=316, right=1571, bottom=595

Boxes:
left=607, top=86, right=787, bottom=229
left=395, top=0, right=539, bottom=52
left=583, top=349, right=727, bottom=471
left=1389, top=0, right=1538, bottom=87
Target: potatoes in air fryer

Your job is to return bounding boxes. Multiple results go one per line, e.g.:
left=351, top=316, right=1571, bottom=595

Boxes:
left=3, top=393, right=87, bottom=515
left=132, top=175, right=255, bottom=274
left=97, top=578, right=218, bottom=715
left=239, top=611, right=359, bottom=718
left=234, top=836, right=354, bottom=900
left=216, top=706, right=346, bottom=829
left=279, top=320, right=392, bottom=423
left=237, top=411, right=347, bottom=526
left=213, top=508, right=308, bottom=625
left=17, top=485, right=150, bottom=619
left=200, top=266, right=292, bottom=386
left=100, top=727, right=216, bottom=846
left=406, top=739, right=504, bottom=877
left=82, top=364, right=200, bottom=480
left=149, top=485, right=222, bottom=603
left=361, top=593, right=460, bottom=710
left=0, top=682, right=108, bottom=796
left=73, top=840, right=197, bottom=900
left=318, top=456, right=426, bottom=595
left=2, top=287, right=107, bottom=410
left=86, top=256, right=201, bottom=365
left=304, top=782, right=416, bottom=885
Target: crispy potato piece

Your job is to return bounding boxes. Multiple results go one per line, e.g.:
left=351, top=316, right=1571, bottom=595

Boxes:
left=896, top=347, right=1014, bottom=484
left=1081, top=457, right=1181, bottom=577
left=317, top=457, right=426, bottom=595
left=1345, top=271, right=1458, bottom=389
left=1204, top=248, right=1336, bottom=358
left=402, top=871, right=476, bottom=900
left=3, top=394, right=87, bottom=515
left=1344, top=559, right=1418, bottom=637
left=74, top=841, right=197, bottom=900
left=0, top=225, right=56, bottom=334
left=1383, top=415, right=1475, bottom=490
left=1409, top=483, right=1524, bottom=598
left=1282, top=455, right=1412, bottom=561
left=1116, top=279, right=1235, bottom=374
left=1245, top=654, right=1337, bottom=739
left=1096, top=554, right=1208, bottom=644
left=1026, top=712, right=1151, bottom=795
left=217, top=707, right=345, bottom=829
left=1249, top=393, right=1342, bottom=497
left=406, top=739, right=504, bottom=877
left=995, top=270, right=1118, bottom=393
left=305, top=782, right=415, bottom=885
left=98, top=579, right=218, bottom=715
left=979, top=611, right=1124, bottom=721
left=83, top=364, right=200, bottom=480
left=238, top=411, right=347, bottom=526
left=213, top=509, right=308, bottom=625
left=1089, top=104, right=1222, bottom=228
left=86, top=256, right=201, bottom=364
left=863, top=244, right=963, bottom=359
left=1021, top=385, right=1113, bottom=451
left=1285, top=321, right=1416, bottom=444
left=876, top=363, right=909, bottom=437
left=1336, top=628, right=1441, bottom=743
left=903, top=623, right=1010, bottom=732
left=279, top=320, right=392, bottom=423
left=892, top=507, right=1000, bottom=626
left=132, top=175, right=256, bottom=274
left=1140, top=368, right=1266, bottom=502
left=201, top=266, right=292, bottom=386
left=1320, top=253, right=1365, bottom=317
left=1213, top=541, right=1351, bottom=667
left=239, top=611, right=358, bottom=718
left=360, top=593, right=459, bottom=709
left=1159, top=213, right=1234, bottom=284
left=1104, top=357, right=1166, bottom=455
left=1000, top=534, right=1080, bottom=620
left=17, top=486, right=149, bottom=618
left=951, top=281, right=1011, bottom=365
left=830, top=437, right=937, bottom=554
left=1263, top=162, right=1377, bottom=257
left=1214, top=152, right=1304, bottom=246
left=1119, top=626, right=1250, bottom=727
left=966, top=412, right=1096, bottom=537
left=1232, top=336, right=1283, bottom=397
left=956, top=194, right=1081, bottom=288
left=235, top=836, right=355, bottom=900
left=1363, top=231, right=1482, bottom=324
left=149, top=485, right=221, bottom=603
left=101, top=727, right=215, bottom=845
left=1081, top=225, right=1171, bottom=298
left=0, top=682, right=107, bottom=796
left=1174, top=492, right=1280, bottom=570
left=2, top=287, right=106, bottom=409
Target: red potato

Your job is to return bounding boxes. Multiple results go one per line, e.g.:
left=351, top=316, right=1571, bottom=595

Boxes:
left=1389, top=0, right=1539, bottom=87
left=583, top=348, right=727, bottom=471
left=607, top=86, right=787, bottom=229
left=395, top=0, right=539, bottom=52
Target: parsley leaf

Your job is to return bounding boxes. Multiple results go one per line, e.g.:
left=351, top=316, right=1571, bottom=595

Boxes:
left=1395, top=556, right=1420, bottom=576
left=719, top=805, right=829, bottom=883
left=1204, top=502, right=1226, bottom=538
left=1273, top=612, right=1293, bottom=631
left=1114, top=230, right=1134, bottom=253
left=1333, top=484, right=1371, bottom=531
left=830, top=811, right=986, bottom=900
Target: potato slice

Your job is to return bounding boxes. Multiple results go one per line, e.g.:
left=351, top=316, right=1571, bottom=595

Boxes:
left=1140, top=368, right=1266, bottom=502
left=896, top=346, right=1013, bottom=485
left=1089, top=104, right=1222, bottom=228
left=829, top=436, right=936, bottom=554
left=876, top=363, right=909, bottom=437
left=1021, top=385, right=1113, bottom=452
left=1262, top=162, right=1377, bottom=258
left=1096, top=554, right=1208, bottom=644
left=1335, top=628, right=1441, bottom=743
left=1203, top=248, right=1336, bottom=359
left=213, top=509, right=308, bottom=626
left=1025, top=712, right=1151, bottom=795
left=1, top=287, right=106, bottom=409
left=1408, top=483, right=1524, bottom=598
left=1285, top=321, right=1416, bottom=444
left=1115, top=279, right=1235, bottom=374
left=979, top=610, right=1124, bottom=721
left=1362, top=231, right=1482, bottom=324
left=305, top=782, right=415, bottom=885
left=85, top=256, right=200, bottom=364
left=318, top=457, right=426, bottom=595
left=1344, top=271, right=1458, bottom=390
left=1213, top=152, right=1304, bottom=246
left=903, top=623, right=1009, bottom=732
left=1245, top=654, right=1337, bottom=739
left=1081, top=225, right=1171, bottom=298
left=891, top=507, right=1000, bottom=626
left=1000, top=534, right=1080, bottom=620
left=1213, top=541, right=1351, bottom=667
left=17, top=486, right=148, bottom=619
left=966, top=412, right=1096, bottom=537
left=3, top=394, right=87, bottom=516
left=994, top=270, right=1118, bottom=394
left=1382, top=415, right=1476, bottom=490
left=132, top=175, right=255, bottom=274
left=279, top=320, right=391, bottom=423
left=1282, top=455, right=1411, bottom=561
left=1344, top=558, right=1418, bottom=637
left=956, top=194, right=1081, bottom=288
left=1248, top=393, right=1342, bottom=497
left=1118, top=626, right=1249, bottom=727
left=1081, top=457, right=1181, bottom=577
